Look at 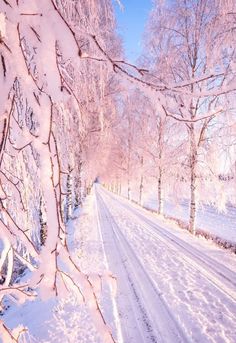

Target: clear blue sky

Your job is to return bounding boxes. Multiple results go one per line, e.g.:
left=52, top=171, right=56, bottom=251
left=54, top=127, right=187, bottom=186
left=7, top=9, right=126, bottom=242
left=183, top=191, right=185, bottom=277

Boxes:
left=113, top=0, right=153, bottom=63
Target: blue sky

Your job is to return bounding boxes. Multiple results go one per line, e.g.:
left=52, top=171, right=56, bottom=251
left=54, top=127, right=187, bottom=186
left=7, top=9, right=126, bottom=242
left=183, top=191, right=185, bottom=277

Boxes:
left=113, top=0, right=153, bottom=63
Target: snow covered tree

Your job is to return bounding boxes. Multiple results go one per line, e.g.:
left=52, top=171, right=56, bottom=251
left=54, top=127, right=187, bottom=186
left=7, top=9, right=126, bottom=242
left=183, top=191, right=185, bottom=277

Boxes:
left=0, top=1, right=120, bottom=341
left=142, top=0, right=236, bottom=233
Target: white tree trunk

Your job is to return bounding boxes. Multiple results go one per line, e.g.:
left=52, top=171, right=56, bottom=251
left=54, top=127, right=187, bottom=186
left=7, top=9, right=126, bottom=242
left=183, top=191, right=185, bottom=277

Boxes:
left=118, top=183, right=121, bottom=195
left=189, top=123, right=197, bottom=234
left=157, top=120, right=164, bottom=215
left=139, top=156, right=144, bottom=205
left=66, top=169, right=73, bottom=221
left=127, top=178, right=131, bottom=200
left=0, top=243, right=14, bottom=307
left=139, top=175, right=143, bottom=206
left=75, top=159, right=82, bottom=208
left=158, top=167, right=163, bottom=215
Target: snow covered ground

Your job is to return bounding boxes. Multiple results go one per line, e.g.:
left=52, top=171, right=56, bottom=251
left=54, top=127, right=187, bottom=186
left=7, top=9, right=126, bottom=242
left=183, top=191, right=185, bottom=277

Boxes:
left=96, top=186, right=236, bottom=342
left=3, top=185, right=236, bottom=342
left=3, top=193, right=117, bottom=343
left=126, top=190, right=236, bottom=243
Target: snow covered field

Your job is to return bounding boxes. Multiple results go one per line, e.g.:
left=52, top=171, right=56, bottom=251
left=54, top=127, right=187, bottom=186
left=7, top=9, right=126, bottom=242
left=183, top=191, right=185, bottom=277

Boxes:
left=125, top=190, right=236, bottom=244
left=4, top=185, right=236, bottom=342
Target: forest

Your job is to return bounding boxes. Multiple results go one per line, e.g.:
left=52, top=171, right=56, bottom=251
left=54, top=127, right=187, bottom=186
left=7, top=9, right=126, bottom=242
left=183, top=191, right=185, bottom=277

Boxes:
left=0, top=0, right=235, bottom=342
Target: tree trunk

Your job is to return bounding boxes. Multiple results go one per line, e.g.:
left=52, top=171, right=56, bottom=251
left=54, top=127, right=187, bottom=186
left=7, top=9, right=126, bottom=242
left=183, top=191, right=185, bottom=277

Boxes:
left=139, top=156, right=144, bottom=205
left=0, top=244, right=14, bottom=306
left=75, top=159, right=82, bottom=208
left=39, top=195, right=47, bottom=246
left=118, top=183, right=121, bottom=195
left=127, top=178, right=131, bottom=200
left=127, top=123, right=131, bottom=200
left=157, top=120, right=163, bottom=215
left=115, top=177, right=119, bottom=194
left=158, top=167, right=163, bottom=215
left=189, top=123, right=197, bottom=234
left=139, top=175, right=143, bottom=206
left=66, top=166, right=73, bottom=221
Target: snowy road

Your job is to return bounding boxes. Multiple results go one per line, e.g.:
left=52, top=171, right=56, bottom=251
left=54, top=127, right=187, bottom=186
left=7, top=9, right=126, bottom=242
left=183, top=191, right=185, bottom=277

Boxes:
left=95, top=185, right=236, bottom=343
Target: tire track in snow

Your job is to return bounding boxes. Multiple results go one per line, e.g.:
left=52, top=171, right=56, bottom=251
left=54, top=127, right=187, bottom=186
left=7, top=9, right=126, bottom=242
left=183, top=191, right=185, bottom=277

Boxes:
left=96, top=193, right=157, bottom=343
left=96, top=191, right=188, bottom=343
left=100, top=188, right=236, bottom=303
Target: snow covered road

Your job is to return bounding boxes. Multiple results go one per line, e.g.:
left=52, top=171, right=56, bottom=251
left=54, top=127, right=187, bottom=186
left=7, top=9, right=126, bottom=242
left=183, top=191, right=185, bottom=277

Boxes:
left=95, top=185, right=236, bottom=343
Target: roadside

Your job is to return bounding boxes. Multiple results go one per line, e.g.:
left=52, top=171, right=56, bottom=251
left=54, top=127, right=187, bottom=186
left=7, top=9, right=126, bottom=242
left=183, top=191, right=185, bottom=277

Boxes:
left=115, top=188, right=236, bottom=252
left=97, top=185, right=236, bottom=343
left=3, top=186, right=236, bottom=342
left=3, top=189, right=118, bottom=343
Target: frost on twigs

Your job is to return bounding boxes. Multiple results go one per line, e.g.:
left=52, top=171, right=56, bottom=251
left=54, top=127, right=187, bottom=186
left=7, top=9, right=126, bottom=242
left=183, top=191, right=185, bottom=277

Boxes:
left=0, top=322, right=27, bottom=343
left=0, top=0, right=119, bottom=342
left=0, top=13, right=6, bottom=40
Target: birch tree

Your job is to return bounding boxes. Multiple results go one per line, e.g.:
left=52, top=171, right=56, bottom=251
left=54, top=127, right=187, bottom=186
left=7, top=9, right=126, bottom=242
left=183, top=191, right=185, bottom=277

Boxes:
left=143, top=0, right=236, bottom=233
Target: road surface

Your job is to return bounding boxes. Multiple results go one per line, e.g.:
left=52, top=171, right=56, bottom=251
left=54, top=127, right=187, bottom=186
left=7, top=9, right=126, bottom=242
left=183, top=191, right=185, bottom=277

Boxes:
left=95, top=185, right=236, bottom=343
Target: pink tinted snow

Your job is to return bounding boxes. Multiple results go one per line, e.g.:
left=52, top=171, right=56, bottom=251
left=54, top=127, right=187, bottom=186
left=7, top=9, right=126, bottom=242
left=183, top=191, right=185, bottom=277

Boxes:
left=143, top=195, right=236, bottom=243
